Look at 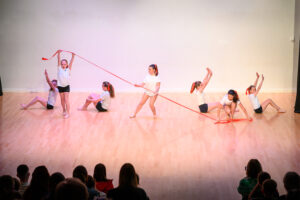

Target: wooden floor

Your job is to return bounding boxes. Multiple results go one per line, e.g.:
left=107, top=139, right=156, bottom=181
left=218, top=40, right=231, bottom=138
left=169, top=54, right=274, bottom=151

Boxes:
left=0, top=92, right=299, bottom=200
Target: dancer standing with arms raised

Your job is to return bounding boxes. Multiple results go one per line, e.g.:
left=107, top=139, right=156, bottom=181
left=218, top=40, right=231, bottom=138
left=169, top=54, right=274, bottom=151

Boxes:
left=57, top=50, right=75, bottom=118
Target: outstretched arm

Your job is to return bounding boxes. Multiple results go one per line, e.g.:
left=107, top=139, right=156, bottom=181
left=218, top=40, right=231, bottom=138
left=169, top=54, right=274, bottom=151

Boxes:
left=254, top=75, right=264, bottom=96
left=253, top=72, right=260, bottom=87
left=200, top=68, right=212, bottom=92
left=239, top=103, right=252, bottom=121
left=45, top=70, right=56, bottom=91
left=68, top=52, right=76, bottom=70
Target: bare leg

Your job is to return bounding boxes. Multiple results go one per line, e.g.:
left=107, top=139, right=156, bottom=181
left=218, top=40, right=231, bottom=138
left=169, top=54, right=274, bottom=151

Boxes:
left=224, top=105, right=231, bottom=120
left=21, top=96, right=47, bottom=109
left=261, top=98, right=285, bottom=112
left=130, top=93, right=149, bottom=118
left=59, top=93, right=66, bottom=115
left=149, top=94, right=158, bottom=117
left=78, top=99, right=93, bottom=110
left=207, top=102, right=220, bottom=112
left=64, top=92, right=70, bottom=118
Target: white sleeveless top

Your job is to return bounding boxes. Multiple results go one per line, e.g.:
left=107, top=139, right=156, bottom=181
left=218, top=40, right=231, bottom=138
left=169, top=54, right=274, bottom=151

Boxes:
left=248, top=94, right=261, bottom=109
left=220, top=94, right=240, bottom=105
left=143, top=74, right=161, bottom=96
left=195, top=90, right=205, bottom=105
left=100, top=91, right=111, bottom=110
left=47, top=88, right=58, bottom=106
left=57, top=67, right=70, bottom=87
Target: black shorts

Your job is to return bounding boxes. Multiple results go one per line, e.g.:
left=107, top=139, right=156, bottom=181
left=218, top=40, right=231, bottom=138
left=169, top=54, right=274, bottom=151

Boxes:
left=199, top=104, right=208, bottom=113
left=47, top=104, right=54, bottom=110
left=96, top=102, right=107, bottom=112
left=254, top=106, right=263, bottom=114
left=57, top=85, right=70, bottom=93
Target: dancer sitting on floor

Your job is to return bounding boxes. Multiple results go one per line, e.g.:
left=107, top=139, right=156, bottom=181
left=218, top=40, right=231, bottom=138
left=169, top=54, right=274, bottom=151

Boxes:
left=21, top=70, right=58, bottom=110
left=78, top=81, right=114, bottom=112
left=190, top=67, right=219, bottom=113
left=217, top=89, right=252, bottom=122
left=246, top=73, right=285, bottom=114
left=130, top=64, right=160, bottom=118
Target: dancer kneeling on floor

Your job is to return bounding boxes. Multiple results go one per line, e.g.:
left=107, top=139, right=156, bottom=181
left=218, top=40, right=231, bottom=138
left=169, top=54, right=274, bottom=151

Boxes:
left=217, top=90, right=252, bottom=122
left=78, top=81, right=114, bottom=112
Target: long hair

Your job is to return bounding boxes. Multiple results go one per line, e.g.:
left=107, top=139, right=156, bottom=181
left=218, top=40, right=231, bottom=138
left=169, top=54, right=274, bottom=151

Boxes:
left=118, top=163, right=138, bottom=188
left=149, top=64, right=158, bottom=76
left=246, top=85, right=255, bottom=95
left=190, top=81, right=201, bottom=93
left=246, top=159, right=262, bottom=179
left=61, top=59, right=69, bottom=68
left=228, top=89, right=239, bottom=103
left=93, top=163, right=108, bottom=182
left=103, top=81, right=115, bottom=98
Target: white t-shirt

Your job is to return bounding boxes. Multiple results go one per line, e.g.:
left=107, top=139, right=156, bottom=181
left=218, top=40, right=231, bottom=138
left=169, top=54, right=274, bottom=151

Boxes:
left=57, top=67, right=70, bottom=87
left=47, top=88, right=58, bottom=106
left=143, top=74, right=161, bottom=96
left=100, top=91, right=111, bottom=110
left=195, top=90, right=206, bottom=105
left=220, top=94, right=240, bottom=106
left=248, top=94, right=261, bottom=109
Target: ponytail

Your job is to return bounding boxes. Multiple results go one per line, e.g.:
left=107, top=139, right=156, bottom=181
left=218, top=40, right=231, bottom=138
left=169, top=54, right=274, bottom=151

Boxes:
left=246, top=85, right=254, bottom=95
left=190, top=81, right=201, bottom=93
left=149, top=64, right=158, bottom=76
left=103, top=81, right=115, bottom=98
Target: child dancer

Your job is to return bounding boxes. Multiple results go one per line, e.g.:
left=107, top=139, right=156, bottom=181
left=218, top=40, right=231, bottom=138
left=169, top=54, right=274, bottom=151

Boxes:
left=246, top=73, right=285, bottom=113
left=21, top=70, right=58, bottom=110
left=130, top=64, right=160, bottom=118
left=190, top=68, right=219, bottom=113
left=78, top=81, right=114, bottom=112
left=217, top=90, right=252, bottom=122
left=57, top=50, right=75, bottom=118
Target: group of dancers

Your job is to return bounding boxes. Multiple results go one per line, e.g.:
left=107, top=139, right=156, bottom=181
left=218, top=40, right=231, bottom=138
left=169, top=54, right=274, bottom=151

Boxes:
left=21, top=50, right=286, bottom=121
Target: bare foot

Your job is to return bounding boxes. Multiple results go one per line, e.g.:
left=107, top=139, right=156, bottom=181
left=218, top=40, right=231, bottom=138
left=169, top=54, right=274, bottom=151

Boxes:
left=129, top=115, right=136, bottom=118
left=278, top=108, right=286, bottom=113
left=63, top=111, right=66, bottom=116
left=78, top=106, right=87, bottom=111
left=20, top=104, right=27, bottom=110
left=64, top=113, right=69, bottom=119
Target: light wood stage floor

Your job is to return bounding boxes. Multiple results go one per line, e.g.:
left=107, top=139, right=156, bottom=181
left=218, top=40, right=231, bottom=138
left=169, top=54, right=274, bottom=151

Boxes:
left=0, top=92, right=299, bottom=200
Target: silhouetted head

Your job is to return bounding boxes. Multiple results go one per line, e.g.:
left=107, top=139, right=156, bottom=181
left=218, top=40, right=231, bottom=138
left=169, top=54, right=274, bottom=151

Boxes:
left=246, top=159, right=262, bottom=179
left=17, top=164, right=30, bottom=182
left=55, top=178, right=88, bottom=200
left=73, top=165, right=88, bottom=184
left=262, top=179, right=279, bottom=198
left=119, top=163, right=138, bottom=188
left=283, top=172, right=300, bottom=192
left=93, top=163, right=107, bottom=182
left=258, top=171, right=271, bottom=186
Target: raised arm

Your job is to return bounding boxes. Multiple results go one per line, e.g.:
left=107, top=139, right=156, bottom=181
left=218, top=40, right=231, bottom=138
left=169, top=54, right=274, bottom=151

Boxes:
left=200, top=68, right=212, bottom=92
left=57, top=50, right=62, bottom=67
left=68, top=52, right=76, bottom=70
left=253, top=72, right=260, bottom=87
left=45, top=70, right=56, bottom=91
left=254, top=75, right=264, bottom=96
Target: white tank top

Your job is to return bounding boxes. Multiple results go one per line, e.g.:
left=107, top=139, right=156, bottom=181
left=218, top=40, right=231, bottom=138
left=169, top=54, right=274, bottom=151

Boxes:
left=248, top=94, right=261, bottom=109
left=47, top=88, right=58, bottom=106
left=57, top=67, right=70, bottom=87
left=195, top=90, right=205, bottom=105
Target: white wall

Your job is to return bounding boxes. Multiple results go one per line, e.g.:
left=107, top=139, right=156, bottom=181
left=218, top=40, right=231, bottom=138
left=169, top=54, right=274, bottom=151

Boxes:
left=293, top=0, right=300, bottom=90
left=0, top=0, right=295, bottom=93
